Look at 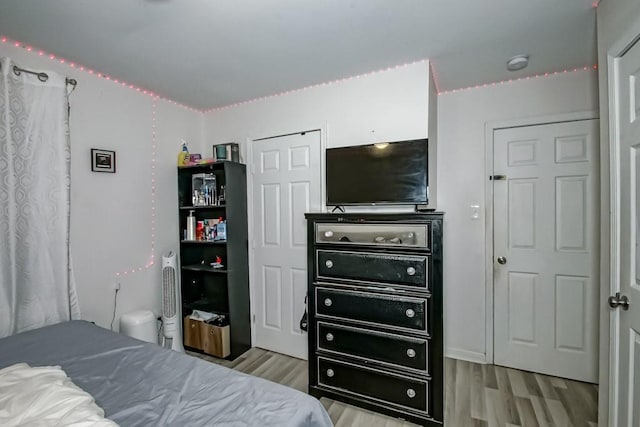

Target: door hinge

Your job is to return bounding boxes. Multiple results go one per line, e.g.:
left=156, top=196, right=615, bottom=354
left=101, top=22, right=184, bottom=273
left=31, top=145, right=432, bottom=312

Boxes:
left=252, top=314, right=256, bottom=324
left=490, top=175, right=507, bottom=181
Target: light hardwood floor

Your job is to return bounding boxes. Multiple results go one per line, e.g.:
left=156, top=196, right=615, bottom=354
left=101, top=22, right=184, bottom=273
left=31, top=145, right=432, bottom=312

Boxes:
left=192, top=348, right=598, bottom=427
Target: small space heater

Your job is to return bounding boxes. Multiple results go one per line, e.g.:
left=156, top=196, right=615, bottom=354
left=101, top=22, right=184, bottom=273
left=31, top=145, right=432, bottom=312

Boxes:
left=162, top=252, right=185, bottom=352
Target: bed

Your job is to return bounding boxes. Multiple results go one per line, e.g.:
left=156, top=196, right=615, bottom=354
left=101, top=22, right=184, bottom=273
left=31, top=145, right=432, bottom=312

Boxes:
left=0, top=320, right=333, bottom=427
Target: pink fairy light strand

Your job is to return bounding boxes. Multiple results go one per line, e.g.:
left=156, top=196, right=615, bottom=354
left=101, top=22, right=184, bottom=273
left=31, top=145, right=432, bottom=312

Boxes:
left=1, top=35, right=197, bottom=112
left=201, top=59, right=431, bottom=114
left=113, top=97, right=158, bottom=278
left=438, top=65, right=597, bottom=95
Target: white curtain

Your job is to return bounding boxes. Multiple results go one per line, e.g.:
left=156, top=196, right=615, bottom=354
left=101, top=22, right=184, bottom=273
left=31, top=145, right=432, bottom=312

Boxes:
left=0, top=57, right=80, bottom=338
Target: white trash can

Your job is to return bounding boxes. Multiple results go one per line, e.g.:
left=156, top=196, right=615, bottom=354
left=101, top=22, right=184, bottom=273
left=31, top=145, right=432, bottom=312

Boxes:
left=120, top=310, right=157, bottom=344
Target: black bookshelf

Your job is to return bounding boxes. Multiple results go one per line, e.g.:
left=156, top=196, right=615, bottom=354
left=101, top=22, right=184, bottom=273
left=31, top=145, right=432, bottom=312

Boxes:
left=177, top=162, right=250, bottom=360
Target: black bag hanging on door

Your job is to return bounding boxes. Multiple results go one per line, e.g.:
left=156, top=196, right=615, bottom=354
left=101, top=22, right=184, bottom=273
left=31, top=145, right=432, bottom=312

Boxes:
left=299, top=295, right=308, bottom=332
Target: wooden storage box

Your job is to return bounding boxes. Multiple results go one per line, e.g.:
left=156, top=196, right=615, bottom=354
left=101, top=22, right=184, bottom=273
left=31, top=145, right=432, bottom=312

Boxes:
left=184, top=316, right=203, bottom=350
left=201, top=322, right=230, bottom=358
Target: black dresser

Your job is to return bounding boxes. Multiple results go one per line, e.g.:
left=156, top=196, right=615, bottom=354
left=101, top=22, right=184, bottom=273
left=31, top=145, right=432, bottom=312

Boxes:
left=305, top=213, right=443, bottom=426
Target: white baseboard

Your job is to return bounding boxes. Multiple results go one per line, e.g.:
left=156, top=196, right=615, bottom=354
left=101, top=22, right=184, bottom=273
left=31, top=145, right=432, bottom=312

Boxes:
left=446, top=347, right=487, bottom=364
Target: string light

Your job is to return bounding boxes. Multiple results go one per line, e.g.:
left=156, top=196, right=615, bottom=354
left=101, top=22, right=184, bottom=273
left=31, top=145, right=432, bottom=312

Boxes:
left=0, top=35, right=198, bottom=112
left=0, top=36, right=169, bottom=278
left=438, top=65, right=597, bottom=95
left=202, top=59, right=432, bottom=114
left=10, top=33, right=587, bottom=111
left=113, top=97, right=158, bottom=278
left=430, top=62, right=443, bottom=94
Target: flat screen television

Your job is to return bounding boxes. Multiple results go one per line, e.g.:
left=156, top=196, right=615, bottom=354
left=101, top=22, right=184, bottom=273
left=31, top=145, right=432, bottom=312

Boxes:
left=326, top=138, right=428, bottom=206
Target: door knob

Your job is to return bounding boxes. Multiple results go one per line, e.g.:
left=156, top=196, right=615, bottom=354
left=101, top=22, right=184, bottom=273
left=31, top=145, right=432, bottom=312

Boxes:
left=406, top=266, right=416, bottom=276
left=325, top=260, right=334, bottom=268
left=326, top=333, right=334, bottom=342
left=497, top=256, right=507, bottom=265
left=324, top=298, right=332, bottom=307
left=609, top=292, right=630, bottom=310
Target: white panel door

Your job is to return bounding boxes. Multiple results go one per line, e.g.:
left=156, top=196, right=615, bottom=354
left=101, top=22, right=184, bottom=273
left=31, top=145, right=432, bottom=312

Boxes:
left=493, top=119, right=599, bottom=382
left=252, top=131, right=321, bottom=359
left=613, top=37, right=640, bottom=426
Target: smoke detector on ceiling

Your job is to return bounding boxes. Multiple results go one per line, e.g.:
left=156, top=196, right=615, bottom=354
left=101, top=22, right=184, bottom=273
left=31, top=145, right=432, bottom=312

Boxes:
left=507, top=55, right=530, bottom=71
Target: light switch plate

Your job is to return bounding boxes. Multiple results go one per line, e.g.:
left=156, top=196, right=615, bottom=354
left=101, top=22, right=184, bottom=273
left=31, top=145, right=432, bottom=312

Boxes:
left=471, top=204, right=480, bottom=220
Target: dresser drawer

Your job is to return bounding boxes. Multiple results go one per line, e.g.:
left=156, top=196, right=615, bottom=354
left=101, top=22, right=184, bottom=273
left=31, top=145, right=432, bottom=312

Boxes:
left=315, top=287, right=427, bottom=332
left=318, top=357, right=429, bottom=413
left=316, top=250, right=428, bottom=289
left=318, top=322, right=428, bottom=373
left=316, top=223, right=429, bottom=249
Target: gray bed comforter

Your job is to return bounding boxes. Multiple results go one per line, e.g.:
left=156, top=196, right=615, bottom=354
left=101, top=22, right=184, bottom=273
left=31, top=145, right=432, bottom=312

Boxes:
left=0, top=321, right=333, bottom=427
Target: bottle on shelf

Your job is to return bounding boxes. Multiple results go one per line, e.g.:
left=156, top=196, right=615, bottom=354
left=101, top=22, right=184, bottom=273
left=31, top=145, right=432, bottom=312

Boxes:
left=196, top=221, right=204, bottom=241
left=177, top=141, right=189, bottom=166
left=186, top=210, right=196, bottom=240
left=216, top=217, right=227, bottom=241
left=218, top=185, right=226, bottom=205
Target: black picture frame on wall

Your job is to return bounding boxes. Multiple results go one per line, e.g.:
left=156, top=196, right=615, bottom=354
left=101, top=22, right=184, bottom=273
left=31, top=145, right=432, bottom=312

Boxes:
left=91, top=149, right=116, bottom=173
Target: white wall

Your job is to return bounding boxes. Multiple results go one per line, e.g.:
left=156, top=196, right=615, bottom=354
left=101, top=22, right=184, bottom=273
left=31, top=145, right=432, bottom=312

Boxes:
left=438, top=70, right=599, bottom=362
left=201, top=61, right=432, bottom=155
left=201, top=60, right=435, bottom=344
left=201, top=60, right=599, bottom=362
left=0, top=42, right=203, bottom=330
left=596, top=0, right=640, bottom=424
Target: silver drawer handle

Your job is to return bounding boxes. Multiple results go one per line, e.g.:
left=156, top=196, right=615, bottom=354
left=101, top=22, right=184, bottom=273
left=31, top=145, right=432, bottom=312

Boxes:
left=325, top=260, right=334, bottom=268
left=405, top=308, right=415, bottom=318
left=406, top=266, right=416, bottom=276
left=326, top=333, right=334, bottom=342
left=407, top=348, right=416, bottom=358
left=407, top=388, right=416, bottom=398
left=326, top=369, right=335, bottom=378
left=324, top=231, right=334, bottom=238
left=324, top=298, right=333, bottom=307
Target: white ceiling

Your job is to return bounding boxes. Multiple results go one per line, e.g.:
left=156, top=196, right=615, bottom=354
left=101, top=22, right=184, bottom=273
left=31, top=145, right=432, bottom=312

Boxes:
left=0, top=0, right=598, bottom=110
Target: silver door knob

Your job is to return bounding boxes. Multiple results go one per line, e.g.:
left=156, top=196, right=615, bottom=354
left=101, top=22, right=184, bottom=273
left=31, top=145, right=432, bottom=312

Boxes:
left=326, top=369, right=334, bottom=378
left=324, top=231, right=334, bottom=238
left=497, top=256, right=507, bottom=265
left=407, top=388, right=416, bottom=398
left=324, top=298, right=333, bottom=307
left=326, top=333, right=334, bottom=342
left=609, top=292, right=630, bottom=310
left=406, top=348, right=416, bottom=358
left=406, top=266, right=416, bottom=276
left=325, top=260, right=334, bottom=268
left=405, top=308, right=415, bottom=318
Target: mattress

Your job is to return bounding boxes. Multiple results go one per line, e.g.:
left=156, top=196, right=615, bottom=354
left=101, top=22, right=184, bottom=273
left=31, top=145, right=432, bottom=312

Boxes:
left=0, top=321, right=333, bottom=427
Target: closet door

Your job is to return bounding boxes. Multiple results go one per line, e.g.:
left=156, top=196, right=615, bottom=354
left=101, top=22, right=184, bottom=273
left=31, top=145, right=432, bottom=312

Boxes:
left=251, top=131, right=321, bottom=359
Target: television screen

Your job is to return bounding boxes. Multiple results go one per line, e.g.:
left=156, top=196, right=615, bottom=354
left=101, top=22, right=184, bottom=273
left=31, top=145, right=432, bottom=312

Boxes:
left=326, top=139, right=428, bottom=206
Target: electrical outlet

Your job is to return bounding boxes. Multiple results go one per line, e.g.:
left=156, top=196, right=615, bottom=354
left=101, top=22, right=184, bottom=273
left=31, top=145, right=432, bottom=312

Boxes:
left=113, top=282, right=121, bottom=291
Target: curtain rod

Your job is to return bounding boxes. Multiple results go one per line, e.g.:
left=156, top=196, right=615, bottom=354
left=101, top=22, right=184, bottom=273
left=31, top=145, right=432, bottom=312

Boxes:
left=0, top=63, right=77, bottom=89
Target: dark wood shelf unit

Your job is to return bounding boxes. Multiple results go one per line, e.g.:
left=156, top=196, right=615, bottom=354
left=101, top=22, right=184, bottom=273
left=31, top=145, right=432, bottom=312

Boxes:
left=177, top=161, right=250, bottom=360
left=180, top=205, right=226, bottom=210
left=180, top=240, right=228, bottom=245
left=183, top=299, right=230, bottom=314
left=181, top=264, right=229, bottom=274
